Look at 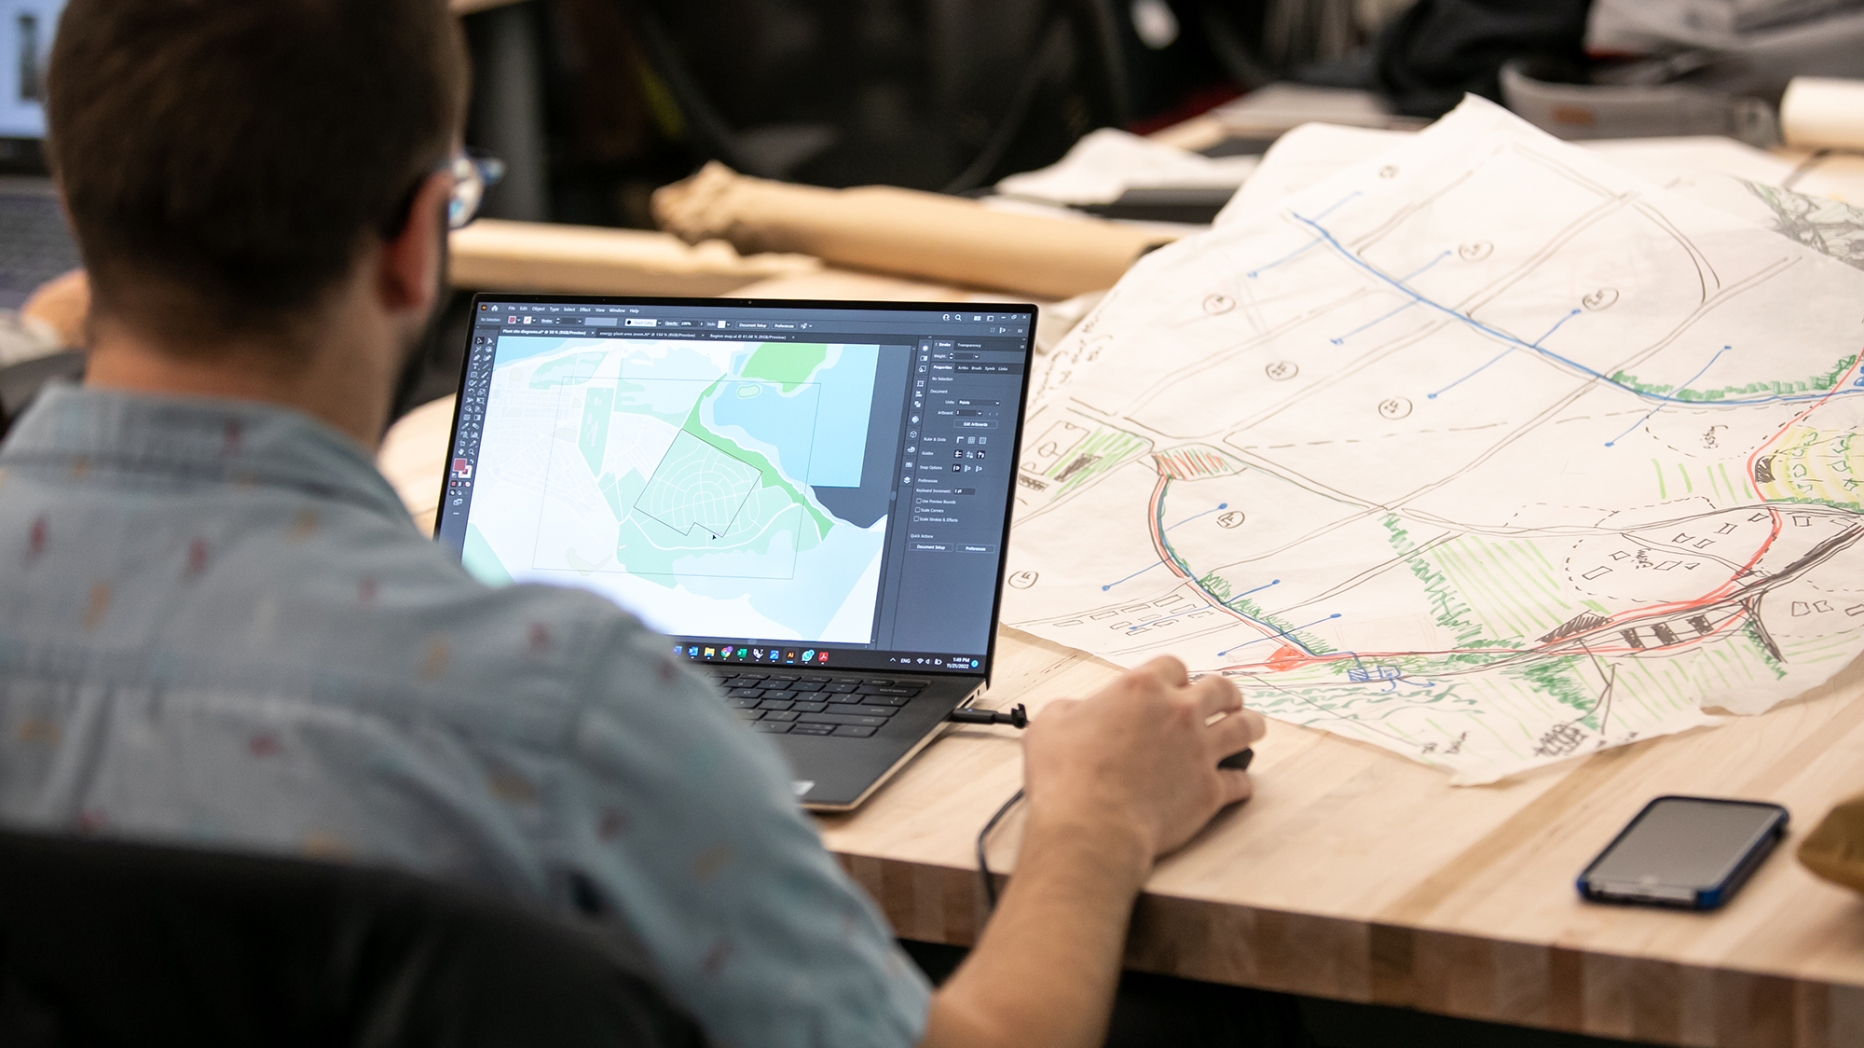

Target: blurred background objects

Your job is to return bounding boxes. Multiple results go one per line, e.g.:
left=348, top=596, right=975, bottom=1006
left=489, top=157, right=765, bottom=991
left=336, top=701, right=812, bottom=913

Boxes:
left=10, top=1, right=1864, bottom=241
left=466, top=0, right=1414, bottom=229
left=450, top=0, right=1864, bottom=228
left=10, top=0, right=1864, bottom=421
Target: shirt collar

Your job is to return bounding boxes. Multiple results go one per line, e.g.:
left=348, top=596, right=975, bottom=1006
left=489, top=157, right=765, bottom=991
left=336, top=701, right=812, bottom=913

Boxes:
left=0, top=384, right=414, bottom=526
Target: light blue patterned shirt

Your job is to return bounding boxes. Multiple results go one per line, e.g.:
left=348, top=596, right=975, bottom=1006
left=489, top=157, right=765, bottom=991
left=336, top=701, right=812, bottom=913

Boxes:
left=0, top=385, right=930, bottom=1048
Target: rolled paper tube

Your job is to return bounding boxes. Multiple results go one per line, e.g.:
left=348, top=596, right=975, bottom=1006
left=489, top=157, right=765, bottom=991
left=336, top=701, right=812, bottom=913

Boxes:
left=653, top=162, right=1179, bottom=300
left=1781, top=77, right=1864, bottom=151
left=448, top=219, right=820, bottom=297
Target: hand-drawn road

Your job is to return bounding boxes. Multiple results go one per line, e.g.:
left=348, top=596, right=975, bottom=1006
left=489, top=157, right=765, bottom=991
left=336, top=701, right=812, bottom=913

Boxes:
left=1006, top=98, right=1864, bottom=783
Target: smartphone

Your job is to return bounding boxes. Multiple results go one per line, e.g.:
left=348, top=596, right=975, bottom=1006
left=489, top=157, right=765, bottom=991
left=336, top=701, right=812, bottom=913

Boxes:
left=1577, top=796, right=1789, bottom=910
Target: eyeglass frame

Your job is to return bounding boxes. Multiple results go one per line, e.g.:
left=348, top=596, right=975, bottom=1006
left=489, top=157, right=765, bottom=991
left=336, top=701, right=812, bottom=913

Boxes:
left=380, top=148, right=506, bottom=238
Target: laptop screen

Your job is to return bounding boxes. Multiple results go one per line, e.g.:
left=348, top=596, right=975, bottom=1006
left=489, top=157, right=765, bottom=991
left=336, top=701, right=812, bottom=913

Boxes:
left=1, top=1, right=62, bottom=142
left=437, top=296, right=1035, bottom=676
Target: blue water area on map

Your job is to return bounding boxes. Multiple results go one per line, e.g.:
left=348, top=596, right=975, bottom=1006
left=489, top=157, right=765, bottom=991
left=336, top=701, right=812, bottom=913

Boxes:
left=707, top=345, right=877, bottom=487
left=804, top=345, right=878, bottom=486
left=494, top=338, right=879, bottom=487
left=493, top=335, right=573, bottom=368
left=708, top=381, right=823, bottom=483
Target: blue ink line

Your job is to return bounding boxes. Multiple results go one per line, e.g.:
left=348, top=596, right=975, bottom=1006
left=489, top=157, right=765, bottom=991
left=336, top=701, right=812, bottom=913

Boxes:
left=1102, top=561, right=1165, bottom=591
left=1288, top=212, right=1864, bottom=409
left=1330, top=301, right=1417, bottom=346
left=1165, top=502, right=1229, bottom=532
left=1429, top=307, right=1586, bottom=400
left=1247, top=238, right=1320, bottom=279
left=1399, top=250, right=1451, bottom=283
left=1311, top=191, right=1362, bottom=222
left=1218, top=613, right=1341, bottom=658
left=1606, top=345, right=1734, bottom=447
left=1533, top=308, right=1583, bottom=347
left=1233, top=579, right=1280, bottom=601
left=1248, top=192, right=1362, bottom=277
left=1605, top=407, right=1666, bottom=449
left=1428, top=347, right=1512, bottom=400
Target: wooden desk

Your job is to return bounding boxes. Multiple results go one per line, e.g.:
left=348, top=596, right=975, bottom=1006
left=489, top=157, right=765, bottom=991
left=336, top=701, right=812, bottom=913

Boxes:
left=379, top=348, right=1864, bottom=1048
left=381, top=267, right=1864, bottom=1048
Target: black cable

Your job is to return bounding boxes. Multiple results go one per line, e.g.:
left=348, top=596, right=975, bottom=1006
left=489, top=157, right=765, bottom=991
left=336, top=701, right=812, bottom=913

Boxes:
left=976, top=788, right=1025, bottom=914
left=947, top=703, right=1029, bottom=729
left=620, top=3, right=764, bottom=175
left=937, top=16, right=1071, bottom=195
left=947, top=702, right=1031, bottom=915
left=974, top=747, right=1252, bottom=918
left=1074, top=0, right=1134, bottom=129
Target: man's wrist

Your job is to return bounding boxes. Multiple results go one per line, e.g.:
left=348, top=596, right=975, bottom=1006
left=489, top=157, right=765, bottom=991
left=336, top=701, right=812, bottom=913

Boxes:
left=1018, top=799, right=1154, bottom=892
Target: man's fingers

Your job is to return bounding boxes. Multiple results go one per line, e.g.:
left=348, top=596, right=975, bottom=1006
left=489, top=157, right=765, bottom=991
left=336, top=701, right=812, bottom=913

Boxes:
left=1207, top=708, right=1267, bottom=756
left=1216, top=769, right=1254, bottom=807
left=1192, top=673, right=1241, bottom=718
left=1137, top=656, right=1189, bottom=688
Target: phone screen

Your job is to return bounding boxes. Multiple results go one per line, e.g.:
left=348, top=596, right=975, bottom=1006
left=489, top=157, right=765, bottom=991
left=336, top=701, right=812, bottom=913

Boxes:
left=1586, top=798, right=1783, bottom=903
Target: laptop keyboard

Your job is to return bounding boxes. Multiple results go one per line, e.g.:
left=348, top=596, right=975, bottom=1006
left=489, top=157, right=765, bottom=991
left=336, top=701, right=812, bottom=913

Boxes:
left=710, top=672, right=927, bottom=738
left=0, top=192, right=82, bottom=310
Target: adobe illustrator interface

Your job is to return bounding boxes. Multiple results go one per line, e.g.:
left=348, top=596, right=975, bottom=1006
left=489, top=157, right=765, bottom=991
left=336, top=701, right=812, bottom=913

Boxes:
left=437, top=300, right=1032, bottom=673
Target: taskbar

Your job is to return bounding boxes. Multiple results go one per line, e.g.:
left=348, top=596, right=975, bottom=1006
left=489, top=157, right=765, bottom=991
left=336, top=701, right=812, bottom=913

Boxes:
left=670, top=638, right=984, bottom=674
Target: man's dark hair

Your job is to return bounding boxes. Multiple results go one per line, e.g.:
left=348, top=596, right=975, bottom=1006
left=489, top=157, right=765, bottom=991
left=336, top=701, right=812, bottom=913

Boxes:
left=47, top=0, right=469, bottom=343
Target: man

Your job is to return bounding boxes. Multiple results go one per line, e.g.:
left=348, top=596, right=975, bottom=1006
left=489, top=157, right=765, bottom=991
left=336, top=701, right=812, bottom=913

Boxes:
left=0, top=2, right=1267, bottom=1046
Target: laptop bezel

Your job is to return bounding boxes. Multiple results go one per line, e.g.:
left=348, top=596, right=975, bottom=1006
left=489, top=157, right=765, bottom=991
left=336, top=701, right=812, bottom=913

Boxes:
left=441, top=291, right=1039, bottom=689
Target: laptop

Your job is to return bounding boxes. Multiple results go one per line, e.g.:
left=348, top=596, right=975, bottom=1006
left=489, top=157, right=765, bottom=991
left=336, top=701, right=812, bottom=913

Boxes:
left=435, top=295, right=1037, bottom=810
left=1, top=1, right=80, bottom=311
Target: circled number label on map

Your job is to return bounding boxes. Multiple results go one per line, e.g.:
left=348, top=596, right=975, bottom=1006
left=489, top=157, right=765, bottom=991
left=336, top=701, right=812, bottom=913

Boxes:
left=1217, top=511, right=1246, bottom=529
left=1204, top=294, right=1236, bottom=315
left=1458, top=241, right=1494, bottom=262
left=1265, top=361, right=1299, bottom=381
left=1584, top=287, right=1620, bottom=311
left=1008, top=571, right=1040, bottom=589
left=1378, top=397, right=1413, bottom=420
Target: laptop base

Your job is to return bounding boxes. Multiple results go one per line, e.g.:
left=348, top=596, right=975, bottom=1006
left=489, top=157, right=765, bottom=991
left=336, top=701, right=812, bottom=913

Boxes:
left=705, top=668, right=981, bottom=810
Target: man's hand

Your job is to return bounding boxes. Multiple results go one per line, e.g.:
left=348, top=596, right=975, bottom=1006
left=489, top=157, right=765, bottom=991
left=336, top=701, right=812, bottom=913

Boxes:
left=920, top=659, right=1266, bottom=1048
left=1023, top=656, right=1266, bottom=858
left=22, top=269, right=90, bottom=350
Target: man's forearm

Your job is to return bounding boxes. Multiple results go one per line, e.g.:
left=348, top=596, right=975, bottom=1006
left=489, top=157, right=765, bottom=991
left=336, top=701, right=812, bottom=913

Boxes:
left=919, top=808, right=1152, bottom=1048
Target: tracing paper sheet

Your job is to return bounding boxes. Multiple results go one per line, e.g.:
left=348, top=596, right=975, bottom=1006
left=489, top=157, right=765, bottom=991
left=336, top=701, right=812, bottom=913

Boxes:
left=1005, top=98, right=1864, bottom=783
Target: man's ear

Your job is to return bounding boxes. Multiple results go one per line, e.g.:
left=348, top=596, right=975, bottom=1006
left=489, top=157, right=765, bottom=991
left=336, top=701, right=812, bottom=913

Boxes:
left=378, top=171, right=453, bottom=316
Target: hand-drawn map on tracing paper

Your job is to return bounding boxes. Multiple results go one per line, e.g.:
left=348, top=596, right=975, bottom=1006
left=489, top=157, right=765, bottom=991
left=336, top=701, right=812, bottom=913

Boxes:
left=1004, top=97, right=1864, bottom=784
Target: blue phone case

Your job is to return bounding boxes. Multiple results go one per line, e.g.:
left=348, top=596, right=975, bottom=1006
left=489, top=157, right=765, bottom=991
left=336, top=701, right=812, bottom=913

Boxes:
left=1576, top=795, right=1789, bottom=911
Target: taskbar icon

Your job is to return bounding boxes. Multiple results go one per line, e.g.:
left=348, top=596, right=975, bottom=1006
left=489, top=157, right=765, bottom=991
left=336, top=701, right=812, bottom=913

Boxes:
left=676, top=643, right=833, bottom=666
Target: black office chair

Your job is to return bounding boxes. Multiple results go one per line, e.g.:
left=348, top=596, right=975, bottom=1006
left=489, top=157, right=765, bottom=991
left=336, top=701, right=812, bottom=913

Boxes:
left=615, top=0, right=1136, bottom=193
left=0, top=828, right=706, bottom=1048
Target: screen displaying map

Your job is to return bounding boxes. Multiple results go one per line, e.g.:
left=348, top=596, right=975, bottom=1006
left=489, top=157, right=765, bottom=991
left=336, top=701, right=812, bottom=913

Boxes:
left=460, top=336, right=889, bottom=644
